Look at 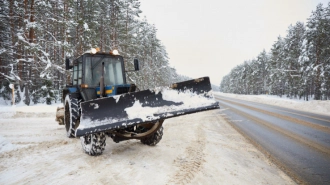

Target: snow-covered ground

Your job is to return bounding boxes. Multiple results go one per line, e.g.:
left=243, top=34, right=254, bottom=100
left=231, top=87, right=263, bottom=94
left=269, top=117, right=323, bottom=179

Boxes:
left=214, top=92, right=330, bottom=116
left=0, top=97, right=300, bottom=184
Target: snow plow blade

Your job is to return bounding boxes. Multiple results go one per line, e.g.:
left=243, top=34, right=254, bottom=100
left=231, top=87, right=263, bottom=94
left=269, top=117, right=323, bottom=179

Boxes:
left=76, top=77, right=219, bottom=137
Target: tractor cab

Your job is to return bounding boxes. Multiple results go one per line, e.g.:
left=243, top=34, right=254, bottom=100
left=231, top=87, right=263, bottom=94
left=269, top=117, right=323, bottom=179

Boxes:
left=65, top=49, right=138, bottom=102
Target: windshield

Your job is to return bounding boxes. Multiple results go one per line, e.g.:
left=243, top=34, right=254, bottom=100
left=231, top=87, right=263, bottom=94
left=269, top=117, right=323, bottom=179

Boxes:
left=84, top=56, right=125, bottom=86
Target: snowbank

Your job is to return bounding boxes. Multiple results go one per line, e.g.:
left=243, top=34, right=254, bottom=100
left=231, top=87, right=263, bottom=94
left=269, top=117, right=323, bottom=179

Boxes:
left=0, top=103, right=62, bottom=118
left=214, top=92, right=330, bottom=116
left=0, top=135, right=16, bottom=153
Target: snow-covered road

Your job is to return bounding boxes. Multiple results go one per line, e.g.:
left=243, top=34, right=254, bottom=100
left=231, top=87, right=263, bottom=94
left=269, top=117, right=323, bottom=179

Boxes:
left=0, top=103, right=295, bottom=185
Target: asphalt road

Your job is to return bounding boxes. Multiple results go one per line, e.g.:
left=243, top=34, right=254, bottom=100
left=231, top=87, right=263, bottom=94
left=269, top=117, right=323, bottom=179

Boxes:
left=215, top=95, right=330, bottom=185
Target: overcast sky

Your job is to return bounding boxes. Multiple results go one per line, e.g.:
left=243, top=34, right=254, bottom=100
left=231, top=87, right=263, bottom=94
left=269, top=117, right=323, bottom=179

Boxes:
left=139, top=0, right=328, bottom=86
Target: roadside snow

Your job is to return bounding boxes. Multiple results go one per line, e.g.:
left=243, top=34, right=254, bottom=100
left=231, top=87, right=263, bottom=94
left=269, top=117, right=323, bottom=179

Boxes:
left=0, top=103, right=62, bottom=119
left=0, top=135, right=16, bottom=153
left=0, top=103, right=62, bottom=113
left=0, top=100, right=297, bottom=184
left=214, top=92, right=330, bottom=116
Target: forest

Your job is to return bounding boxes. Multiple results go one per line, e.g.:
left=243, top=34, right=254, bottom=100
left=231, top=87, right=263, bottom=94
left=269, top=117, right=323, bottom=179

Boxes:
left=220, top=3, right=330, bottom=101
left=0, top=0, right=189, bottom=105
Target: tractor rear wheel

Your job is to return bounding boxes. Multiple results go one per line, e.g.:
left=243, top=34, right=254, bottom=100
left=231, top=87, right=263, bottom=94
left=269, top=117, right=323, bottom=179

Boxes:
left=140, top=126, right=164, bottom=146
left=81, top=132, right=106, bottom=156
left=64, top=95, right=79, bottom=138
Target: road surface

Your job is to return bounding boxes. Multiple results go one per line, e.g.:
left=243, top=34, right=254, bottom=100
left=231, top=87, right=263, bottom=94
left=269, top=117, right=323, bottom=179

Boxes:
left=215, top=95, right=330, bottom=185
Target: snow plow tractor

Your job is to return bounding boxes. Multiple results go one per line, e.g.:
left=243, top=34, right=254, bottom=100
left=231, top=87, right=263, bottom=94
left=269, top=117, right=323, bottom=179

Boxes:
left=56, top=48, right=219, bottom=156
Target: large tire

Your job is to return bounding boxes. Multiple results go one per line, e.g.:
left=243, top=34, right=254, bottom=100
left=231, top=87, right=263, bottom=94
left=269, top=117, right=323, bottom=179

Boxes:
left=140, top=126, right=164, bottom=146
left=64, top=95, right=79, bottom=138
left=81, top=132, right=106, bottom=156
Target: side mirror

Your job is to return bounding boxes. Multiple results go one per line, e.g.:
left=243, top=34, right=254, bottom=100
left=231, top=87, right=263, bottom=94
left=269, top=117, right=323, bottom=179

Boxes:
left=65, top=58, right=73, bottom=70
left=134, top=59, right=139, bottom=71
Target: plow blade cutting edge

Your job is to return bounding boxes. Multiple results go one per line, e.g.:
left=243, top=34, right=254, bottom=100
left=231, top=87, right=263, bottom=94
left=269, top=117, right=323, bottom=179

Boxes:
left=75, top=77, right=220, bottom=137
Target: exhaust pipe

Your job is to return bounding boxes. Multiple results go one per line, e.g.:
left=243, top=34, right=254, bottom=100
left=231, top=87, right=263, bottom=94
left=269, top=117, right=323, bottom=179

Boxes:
left=100, top=62, right=105, bottom=97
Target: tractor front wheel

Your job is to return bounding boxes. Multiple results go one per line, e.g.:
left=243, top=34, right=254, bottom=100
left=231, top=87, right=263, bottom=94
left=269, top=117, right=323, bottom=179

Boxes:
left=81, top=132, right=106, bottom=156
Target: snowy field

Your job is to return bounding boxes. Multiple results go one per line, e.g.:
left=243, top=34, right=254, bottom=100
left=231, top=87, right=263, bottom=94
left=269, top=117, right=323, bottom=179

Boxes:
left=0, top=94, right=310, bottom=184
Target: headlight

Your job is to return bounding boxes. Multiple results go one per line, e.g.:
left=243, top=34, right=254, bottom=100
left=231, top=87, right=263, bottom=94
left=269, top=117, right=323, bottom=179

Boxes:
left=91, top=48, right=97, bottom=54
left=90, top=47, right=100, bottom=54
left=112, top=49, right=119, bottom=55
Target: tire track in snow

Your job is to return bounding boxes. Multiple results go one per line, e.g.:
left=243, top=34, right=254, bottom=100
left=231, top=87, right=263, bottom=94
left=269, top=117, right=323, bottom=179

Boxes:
left=168, top=122, right=206, bottom=184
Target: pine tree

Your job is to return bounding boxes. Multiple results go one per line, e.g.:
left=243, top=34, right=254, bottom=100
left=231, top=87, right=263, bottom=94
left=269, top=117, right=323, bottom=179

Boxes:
left=323, top=3, right=330, bottom=99
left=283, top=22, right=305, bottom=98
left=305, top=3, right=329, bottom=100
left=269, top=36, right=285, bottom=96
